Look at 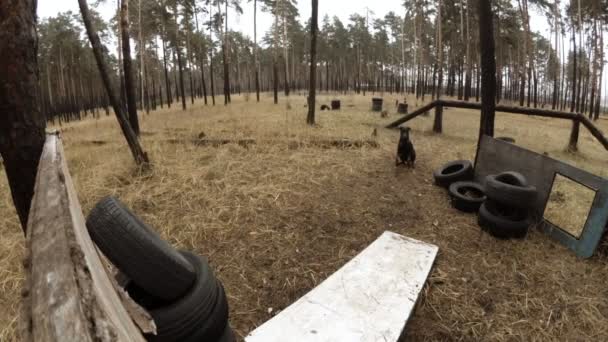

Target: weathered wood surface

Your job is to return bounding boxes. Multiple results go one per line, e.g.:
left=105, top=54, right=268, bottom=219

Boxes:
left=474, top=136, right=608, bottom=258
left=21, top=134, right=149, bottom=341
left=246, top=231, right=439, bottom=342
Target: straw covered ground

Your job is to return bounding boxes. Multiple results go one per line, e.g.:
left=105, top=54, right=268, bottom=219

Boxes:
left=1, top=93, right=608, bottom=341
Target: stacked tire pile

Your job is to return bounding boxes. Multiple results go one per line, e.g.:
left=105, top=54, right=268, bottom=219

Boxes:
left=86, top=197, right=234, bottom=342
left=433, top=161, right=538, bottom=239
left=434, top=160, right=487, bottom=213
left=480, top=172, right=538, bottom=239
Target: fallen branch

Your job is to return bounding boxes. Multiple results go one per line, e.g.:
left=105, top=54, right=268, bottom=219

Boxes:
left=166, top=138, right=379, bottom=149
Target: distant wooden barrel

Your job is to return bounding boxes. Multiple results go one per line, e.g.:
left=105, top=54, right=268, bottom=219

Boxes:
left=398, top=103, right=408, bottom=114
left=331, top=100, right=341, bottom=110
left=372, top=98, right=383, bottom=112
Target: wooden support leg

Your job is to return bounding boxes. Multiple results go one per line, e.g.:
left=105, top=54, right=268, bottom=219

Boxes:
left=433, top=104, right=443, bottom=133
left=568, top=120, right=580, bottom=152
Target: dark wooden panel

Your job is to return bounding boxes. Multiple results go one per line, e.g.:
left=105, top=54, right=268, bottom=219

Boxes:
left=474, top=135, right=608, bottom=258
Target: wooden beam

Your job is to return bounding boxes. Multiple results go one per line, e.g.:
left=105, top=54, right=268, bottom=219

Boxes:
left=440, top=100, right=581, bottom=120
left=387, top=99, right=608, bottom=153
left=21, top=134, right=148, bottom=342
left=578, top=114, right=608, bottom=151
left=386, top=101, right=440, bottom=128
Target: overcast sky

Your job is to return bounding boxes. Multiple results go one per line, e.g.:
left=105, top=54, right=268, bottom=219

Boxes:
left=38, top=0, right=606, bottom=99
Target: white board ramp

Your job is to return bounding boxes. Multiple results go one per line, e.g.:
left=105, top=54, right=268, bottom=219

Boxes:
left=246, top=231, right=439, bottom=342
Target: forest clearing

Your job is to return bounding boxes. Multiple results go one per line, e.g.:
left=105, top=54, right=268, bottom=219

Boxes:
left=1, top=93, right=608, bottom=341
left=2, top=0, right=608, bottom=340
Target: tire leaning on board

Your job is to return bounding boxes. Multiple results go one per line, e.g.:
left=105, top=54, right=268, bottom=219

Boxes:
left=484, top=172, right=538, bottom=209
left=433, top=160, right=474, bottom=188
left=478, top=200, right=531, bottom=239
left=448, top=181, right=487, bottom=213
left=87, top=196, right=196, bottom=301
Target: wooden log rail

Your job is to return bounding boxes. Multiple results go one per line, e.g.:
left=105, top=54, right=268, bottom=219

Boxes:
left=386, top=100, right=608, bottom=152
left=21, top=133, right=149, bottom=341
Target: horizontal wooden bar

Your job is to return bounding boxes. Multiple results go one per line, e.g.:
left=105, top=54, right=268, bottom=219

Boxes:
left=386, top=101, right=440, bottom=128
left=387, top=99, right=608, bottom=152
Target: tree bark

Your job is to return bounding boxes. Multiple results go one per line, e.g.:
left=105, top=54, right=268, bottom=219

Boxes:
left=254, top=0, right=261, bottom=102
left=173, top=3, right=187, bottom=111
left=307, top=0, right=319, bottom=125
left=0, top=0, right=47, bottom=233
left=478, top=0, right=496, bottom=143
left=120, top=0, right=140, bottom=135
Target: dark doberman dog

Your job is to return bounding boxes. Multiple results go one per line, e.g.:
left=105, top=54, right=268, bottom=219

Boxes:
left=396, top=127, right=416, bottom=168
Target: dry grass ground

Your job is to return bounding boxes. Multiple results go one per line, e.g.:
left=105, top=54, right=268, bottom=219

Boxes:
left=1, top=93, right=608, bottom=341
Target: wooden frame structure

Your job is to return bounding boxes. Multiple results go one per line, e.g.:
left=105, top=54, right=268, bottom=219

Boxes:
left=475, top=136, right=608, bottom=259
left=21, top=133, right=151, bottom=341
left=386, top=100, right=608, bottom=152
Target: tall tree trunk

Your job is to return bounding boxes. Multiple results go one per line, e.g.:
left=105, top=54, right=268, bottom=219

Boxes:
left=437, top=0, right=443, bottom=99
left=173, top=3, right=187, bottom=111
left=138, top=0, right=146, bottom=112
left=120, top=0, right=140, bottom=135
left=78, top=0, right=149, bottom=166
left=464, top=0, right=472, bottom=101
left=307, top=0, right=319, bottom=125
left=478, top=0, right=496, bottom=142
left=254, top=0, right=261, bottom=102
left=594, top=24, right=603, bottom=120
left=0, top=0, right=47, bottom=232
left=161, top=35, right=172, bottom=108
left=209, top=1, right=216, bottom=106
left=219, top=1, right=231, bottom=105
left=282, top=0, right=290, bottom=96
left=571, top=24, right=577, bottom=113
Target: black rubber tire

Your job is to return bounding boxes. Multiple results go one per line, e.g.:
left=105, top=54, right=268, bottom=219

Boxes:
left=433, top=160, right=474, bottom=188
left=485, top=173, right=537, bottom=208
left=144, top=251, right=227, bottom=342
left=448, top=181, right=486, bottom=213
left=181, top=280, right=230, bottom=342
left=496, top=136, right=516, bottom=143
left=478, top=201, right=530, bottom=239
left=87, top=196, right=195, bottom=301
left=494, top=171, right=529, bottom=187
left=215, top=324, right=236, bottom=342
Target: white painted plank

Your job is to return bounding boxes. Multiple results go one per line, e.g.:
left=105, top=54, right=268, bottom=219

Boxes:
left=246, top=231, right=438, bottom=342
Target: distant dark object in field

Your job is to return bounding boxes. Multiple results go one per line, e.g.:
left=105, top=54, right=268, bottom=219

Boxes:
left=286, top=102, right=292, bottom=110
left=331, top=100, right=341, bottom=110
left=372, top=129, right=378, bottom=138
left=398, top=103, right=408, bottom=114
left=395, top=100, right=399, bottom=108
left=321, top=105, right=330, bottom=111
left=198, top=132, right=207, bottom=139
left=81, top=140, right=109, bottom=146
left=396, top=127, right=416, bottom=168
left=381, top=110, right=389, bottom=118
left=496, top=136, right=515, bottom=143
left=347, top=104, right=355, bottom=108
left=372, top=98, right=383, bottom=112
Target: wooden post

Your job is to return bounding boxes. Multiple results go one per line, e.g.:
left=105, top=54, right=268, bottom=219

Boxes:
left=21, top=134, right=149, bottom=341
left=433, top=103, right=443, bottom=133
left=569, top=120, right=580, bottom=152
